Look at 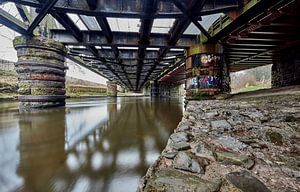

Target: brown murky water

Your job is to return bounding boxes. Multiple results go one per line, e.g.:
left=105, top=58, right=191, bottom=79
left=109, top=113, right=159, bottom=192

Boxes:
left=0, top=97, right=183, bottom=192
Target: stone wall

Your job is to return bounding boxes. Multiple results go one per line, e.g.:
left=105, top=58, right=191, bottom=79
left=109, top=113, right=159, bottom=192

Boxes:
left=272, top=45, right=300, bottom=87
left=221, top=59, right=231, bottom=93
left=152, top=82, right=185, bottom=98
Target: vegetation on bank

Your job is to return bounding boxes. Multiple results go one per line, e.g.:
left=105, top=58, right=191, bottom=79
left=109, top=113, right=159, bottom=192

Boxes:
left=66, top=85, right=107, bottom=97
left=235, top=84, right=270, bottom=93
left=0, top=70, right=18, bottom=100
left=0, top=69, right=108, bottom=100
left=231, top=65, right=272, bottom=94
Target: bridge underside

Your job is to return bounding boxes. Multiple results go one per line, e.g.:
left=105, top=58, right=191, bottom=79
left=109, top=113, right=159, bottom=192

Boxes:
left=0, top=0, right=299, bottom=101
left=0, top=0, right=244, bottom=91
left=158, top=0, right=300, bottom=89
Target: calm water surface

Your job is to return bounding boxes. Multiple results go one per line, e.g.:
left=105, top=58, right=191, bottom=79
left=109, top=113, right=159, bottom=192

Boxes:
left=0, top=97, right=183, bottom=192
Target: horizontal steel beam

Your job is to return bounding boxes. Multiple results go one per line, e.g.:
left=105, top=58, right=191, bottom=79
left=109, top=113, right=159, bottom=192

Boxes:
left=51, top=30, right=197, bottom=48
left=69, top=48, right=183, bottom=59
left=6, top=0, right=241, bottom=18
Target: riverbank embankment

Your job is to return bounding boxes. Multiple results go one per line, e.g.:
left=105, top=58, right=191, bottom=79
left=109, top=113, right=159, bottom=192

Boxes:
left=139, top=86, right=300, bottom=192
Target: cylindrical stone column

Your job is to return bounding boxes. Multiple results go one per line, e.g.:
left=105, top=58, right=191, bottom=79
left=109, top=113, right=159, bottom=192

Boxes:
left=107, top=80, right=117, bottom=97
left=150, top=80, right=159, bottom=97
left=13, top=36, right=67, bottom=108
left=185, top=44, right=223, bottom=100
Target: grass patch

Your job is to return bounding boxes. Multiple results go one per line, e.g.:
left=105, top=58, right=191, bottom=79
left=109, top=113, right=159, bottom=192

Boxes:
left=0, top=93, right=18, bottom=100
left=234, top=84, right=270, bottom=93
left=67, top=91, right=107, bottom=98
left=0, top=70, right=17, bottom=76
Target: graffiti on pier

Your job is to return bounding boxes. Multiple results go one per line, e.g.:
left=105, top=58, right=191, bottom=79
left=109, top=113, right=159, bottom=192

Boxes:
left=186, top=76, right=220, bottom=89
left=198, top=76, right=220, bottom=89
left=192, top=67, right=220, bottom=76
left=192, top=54, right=221, bottom=68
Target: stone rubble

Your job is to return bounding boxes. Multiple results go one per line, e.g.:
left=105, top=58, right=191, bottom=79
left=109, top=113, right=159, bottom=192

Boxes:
left=138, top=94, right=300, bottom=192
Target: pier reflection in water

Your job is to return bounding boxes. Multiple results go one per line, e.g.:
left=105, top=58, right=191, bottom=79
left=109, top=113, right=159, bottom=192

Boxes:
left=0, top=97, right=183, bottom=192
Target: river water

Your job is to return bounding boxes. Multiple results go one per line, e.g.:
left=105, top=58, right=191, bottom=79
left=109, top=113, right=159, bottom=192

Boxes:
left=0, top=97, right=183, bottom=192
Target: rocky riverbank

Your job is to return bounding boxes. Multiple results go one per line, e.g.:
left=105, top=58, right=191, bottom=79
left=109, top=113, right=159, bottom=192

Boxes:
left=138, top=90, right=300, bottom=192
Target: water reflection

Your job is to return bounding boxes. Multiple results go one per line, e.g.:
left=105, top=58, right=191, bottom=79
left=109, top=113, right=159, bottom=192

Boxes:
left=17, top=110, right=67, bottom=192
left=0, top=97, right=183, bottom=192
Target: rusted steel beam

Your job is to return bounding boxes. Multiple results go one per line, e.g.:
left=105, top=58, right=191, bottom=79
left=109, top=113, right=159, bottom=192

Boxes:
left=207, top=0, right=293, bottom=43
left=199, top=5, right=240, bottom=15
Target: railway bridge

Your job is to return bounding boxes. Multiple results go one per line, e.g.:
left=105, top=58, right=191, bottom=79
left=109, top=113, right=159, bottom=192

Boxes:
left=0, top=0, right=299, bottom=107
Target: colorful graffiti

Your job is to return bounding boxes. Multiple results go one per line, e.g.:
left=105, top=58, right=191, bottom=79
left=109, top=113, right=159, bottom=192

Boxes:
left=192, top=67, right=220, bottom=76
left=200, top=54, right=221, bottom=66
left=192, top=54, right=221, bottom=68
left=186, top=50, right=222, bottom=99
left=198, top=76, right=220, bottom=89
left=186, top=76, right=220, bottom=89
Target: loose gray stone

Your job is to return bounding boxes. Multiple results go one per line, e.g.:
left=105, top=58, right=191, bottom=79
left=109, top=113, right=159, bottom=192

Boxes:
left=214, top=136, right=247, bottom=152
left=144, top=169, right=221, bottom=192
left=191, top=142, right=215, bottom=162
left=211, top=120, right=232, bottom=130
left=215, top=151, right=255, bottom=169
left=178, top=124, right=190, bottom=131
left=173, top=152, right=204, bottom=174
left=189, top=115, right=196, bottom=120
left=170, top=132, right=189, bottom=143
left=205, top=112, right=218, bottom=119
left=226, top=170, right=271, bottom=192
left=170, top=141, right=191, bottom=151
left=162, top=152, right=178, bottom=159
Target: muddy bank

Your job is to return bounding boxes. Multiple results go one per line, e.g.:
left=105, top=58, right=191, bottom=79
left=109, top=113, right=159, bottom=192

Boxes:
left=138, top=92, right=300, bottom=192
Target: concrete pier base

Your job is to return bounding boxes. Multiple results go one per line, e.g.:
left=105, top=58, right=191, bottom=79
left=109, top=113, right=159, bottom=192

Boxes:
left=13, top=36, right=67, bottom=108
left=107, top=80, right=117, bottom=97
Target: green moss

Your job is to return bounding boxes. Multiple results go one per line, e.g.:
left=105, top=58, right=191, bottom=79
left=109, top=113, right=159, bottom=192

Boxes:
left=266, top=131, right=283, bottom=146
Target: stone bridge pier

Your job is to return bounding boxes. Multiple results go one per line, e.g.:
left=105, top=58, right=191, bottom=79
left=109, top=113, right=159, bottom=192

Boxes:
left=272, top=45, right=300, bottom=88
left=107, top=80, right=117, bottom=97
left=185, top=44, right=230, bottom=100
left=13, top=36, right=67, bottom=108
left=150, top=81, right=184, bottom=98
